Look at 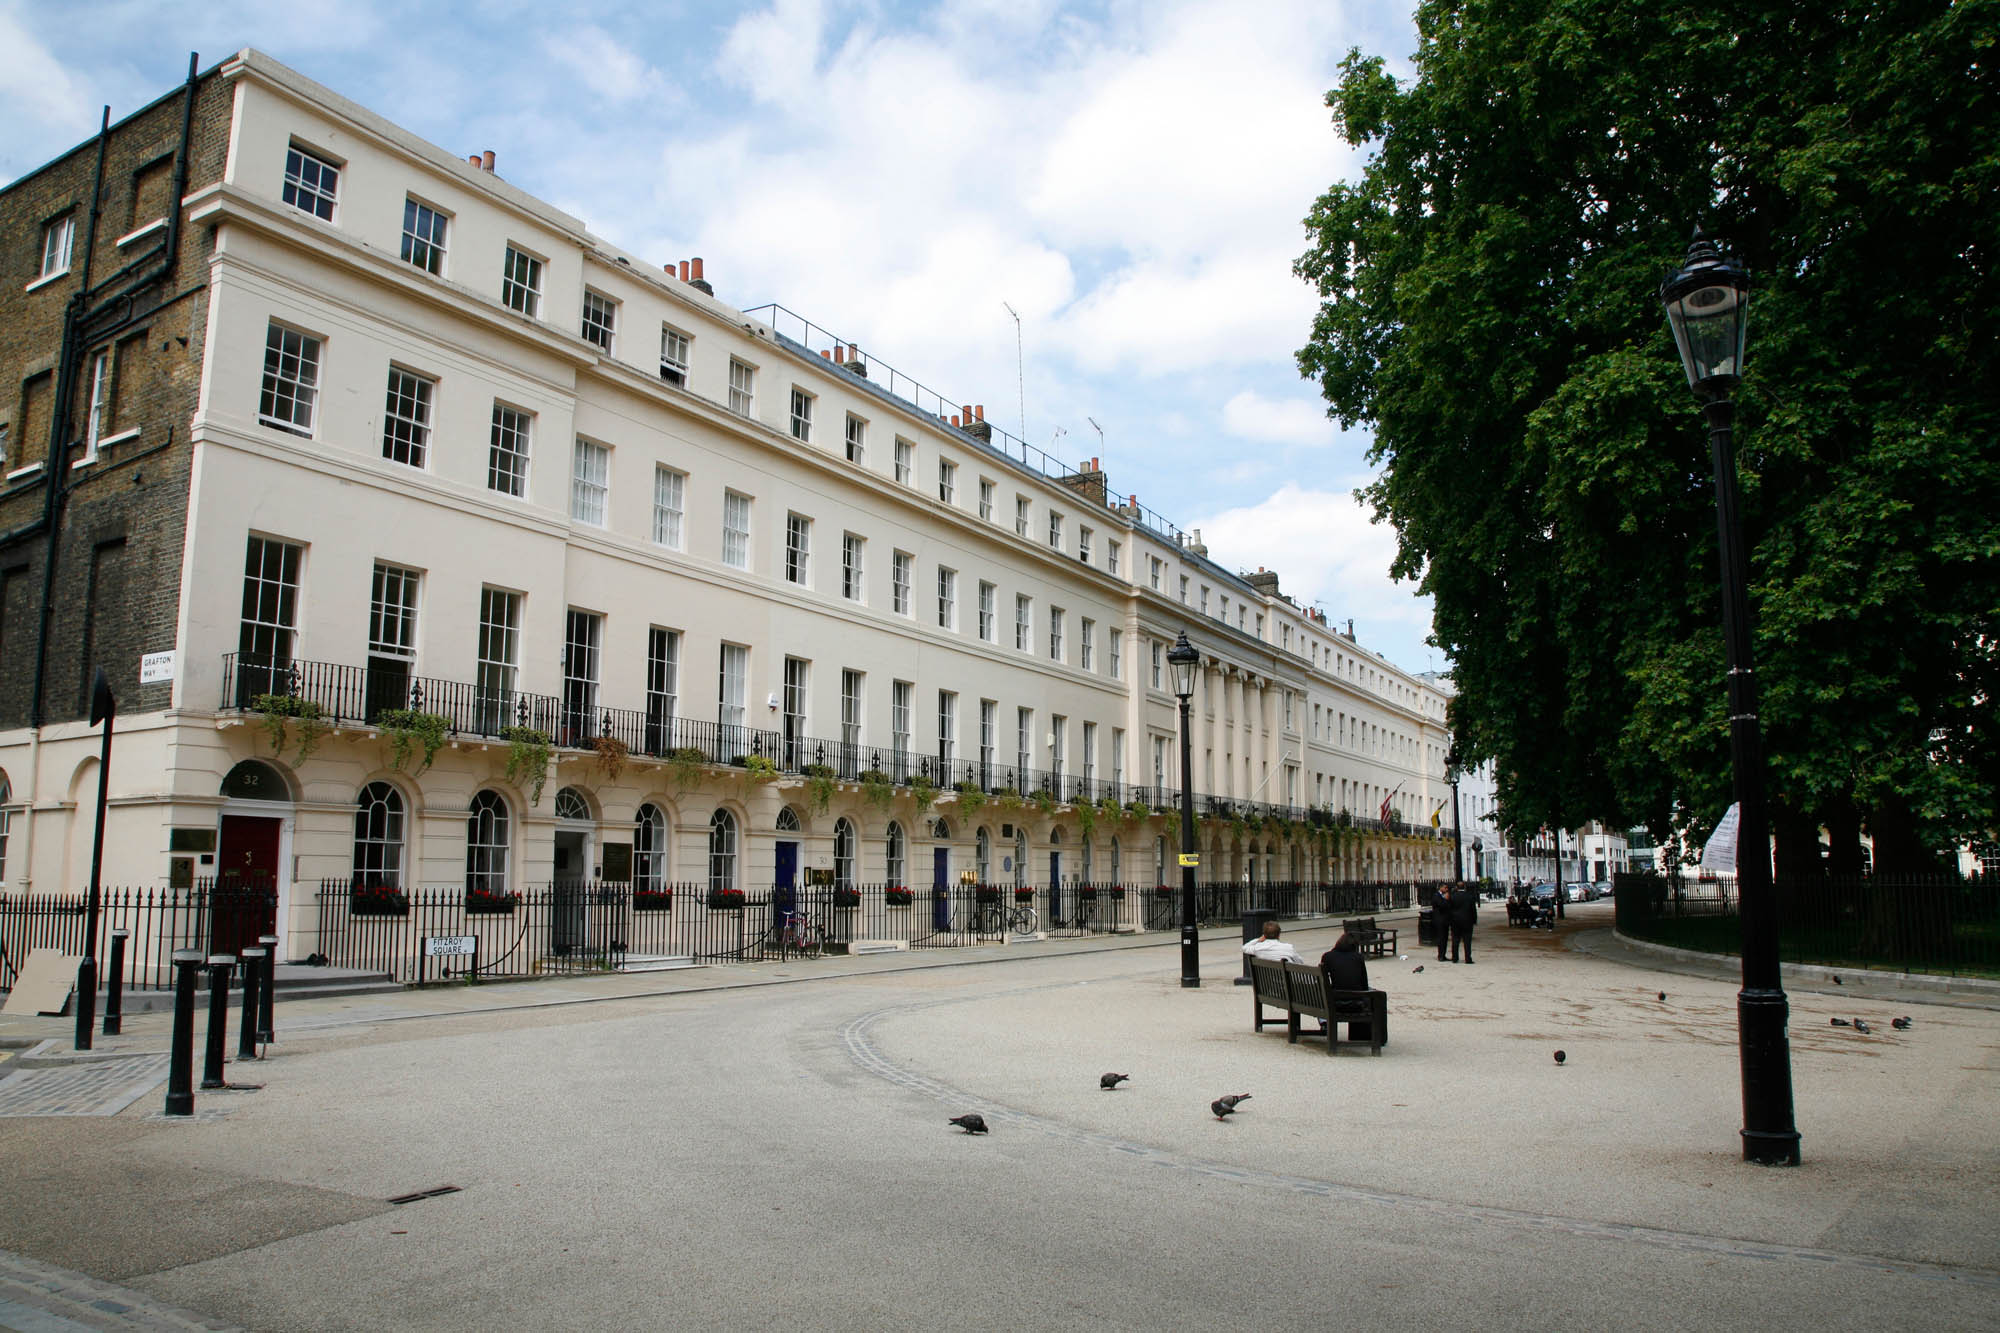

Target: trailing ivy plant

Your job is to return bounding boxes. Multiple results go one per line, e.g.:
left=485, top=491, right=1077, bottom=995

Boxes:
left=742, top=754, right=781, bottom=785
left=910, top=773, right=936, bottom=813
left=667, top=746, right=709, bottom=793
left=591, top=734, right=630, bottom=782
left=955, top=782, right=988, bottom=814
left=859, top=769, right=895, bottom=812
left=1032, top=788, right=1057, bottom=817
left=502, top=726, right=553, bottom=803
left=1075, top=799, right=1097, bottom=840
left=1099, top=794, right=1126, bottom=824
left=994, top=786, right=1023, bottom=812
left=377, top=708, right=451, bottom=776
left=804, top=763, right=837, bottom=815
left=252, top=693, right=327, bottom=765
left=1127, top=798, right=1151, bottom=821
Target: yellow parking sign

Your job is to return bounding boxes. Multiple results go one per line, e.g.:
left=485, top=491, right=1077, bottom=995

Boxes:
left=1177, top=853, right=1200, bottom=868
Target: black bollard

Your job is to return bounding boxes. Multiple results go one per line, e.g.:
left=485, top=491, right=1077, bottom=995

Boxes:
left=238, top=949, right=265, bottom=1061
left=103, top=929, right=129, bottom=1036
left=257, top=933, right=279, bottom=1044
left=165, top=949, right=205, bottom=1116
left=200, top=954, right=234, bottom=1090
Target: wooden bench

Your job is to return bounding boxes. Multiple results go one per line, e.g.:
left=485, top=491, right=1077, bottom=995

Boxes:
left=1249, top=958, right=1388, bottom=1056
left=1343, top=917, right=1397, bottom=958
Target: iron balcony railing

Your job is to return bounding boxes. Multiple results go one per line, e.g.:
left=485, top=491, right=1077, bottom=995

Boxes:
left=221, top=653, right=1448, bottom=837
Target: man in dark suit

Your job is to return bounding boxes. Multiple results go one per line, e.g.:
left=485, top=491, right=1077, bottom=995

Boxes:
left=1431, top=883, right=1453, bottom=961
left=1448, top=881, right=1477, bottom=964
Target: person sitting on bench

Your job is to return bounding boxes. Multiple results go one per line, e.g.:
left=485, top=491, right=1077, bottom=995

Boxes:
left=1319, top=931, right=1377, bottom=1043
left=1242, top=920, right=1303, bottom=963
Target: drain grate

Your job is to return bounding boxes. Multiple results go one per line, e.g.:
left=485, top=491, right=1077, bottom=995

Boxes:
left=387, top=1184, right=462, bottom=1205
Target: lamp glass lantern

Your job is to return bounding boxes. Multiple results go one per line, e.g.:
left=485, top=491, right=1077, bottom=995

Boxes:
left=1659, top=231, right=1750, bottom=396
left=1166, top=632, right=1200, bottom=701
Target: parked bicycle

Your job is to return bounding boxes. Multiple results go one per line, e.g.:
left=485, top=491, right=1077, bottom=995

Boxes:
left=758, top=908, right=826, bottom=960
left=968, top=899, right=1039, bottom=935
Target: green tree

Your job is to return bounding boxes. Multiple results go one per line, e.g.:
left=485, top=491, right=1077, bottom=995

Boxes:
left=1296, top=0, right=1999, bottom=873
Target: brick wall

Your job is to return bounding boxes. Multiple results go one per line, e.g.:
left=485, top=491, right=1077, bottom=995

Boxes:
left=0, top=62, right=232, bottom=728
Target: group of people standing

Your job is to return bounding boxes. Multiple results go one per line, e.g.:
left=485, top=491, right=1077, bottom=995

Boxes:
left=1431, top=882, right=1478, bottom=964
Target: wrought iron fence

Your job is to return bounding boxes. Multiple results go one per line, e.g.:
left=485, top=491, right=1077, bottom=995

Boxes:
left=1614, top=871, right=2000, bottom=976
left=0, top=883, right=276, bottom=992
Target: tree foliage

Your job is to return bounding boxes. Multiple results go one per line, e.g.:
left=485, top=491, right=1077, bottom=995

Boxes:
left=1296, top=0, right=1998, bottom=871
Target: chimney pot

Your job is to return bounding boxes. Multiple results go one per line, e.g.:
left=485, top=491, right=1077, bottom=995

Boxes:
left=679, top=260, right=690, bottom=281
left=468, top=154, right=481, bottom=165
left=833, top=345, right=846, bottom=364
left=847, top=342, right=859, bottom=361
left=482, top=150, right=496, bottom=172
left=821, top=349, right=832, bottom=359
left=690, top=257, right=705, bottom=280
left=973, top=405, right=984, bottom=421
left=951, top=415, right=961, bottom=428
left=960, top=405, right=973, bottom=422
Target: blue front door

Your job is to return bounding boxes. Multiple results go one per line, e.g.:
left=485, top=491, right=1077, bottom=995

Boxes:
left=774, top=841, right=798, bottom=930
left=933, top=847, right=951, bottom=930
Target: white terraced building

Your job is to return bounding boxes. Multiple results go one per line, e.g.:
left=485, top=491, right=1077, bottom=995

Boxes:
left=0, top=50, right=1458, bottom=966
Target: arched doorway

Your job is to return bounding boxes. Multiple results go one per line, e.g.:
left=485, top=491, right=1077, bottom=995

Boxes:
left=217, top=759, right=290, bottom=955
left=774, top=806, right=803, bottom=930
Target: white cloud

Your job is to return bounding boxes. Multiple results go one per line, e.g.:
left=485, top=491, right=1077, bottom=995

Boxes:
left=0, top=4, right=95, bottom=182
left=1221, top=389, right=1334, bottom=448
left=546, top=26, right=675, bottom=104
left=1195, top=482, right=1437, bottom=670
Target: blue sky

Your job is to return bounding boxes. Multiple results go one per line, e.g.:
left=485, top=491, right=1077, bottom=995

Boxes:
left=3, top=0, right=1444, bottom=674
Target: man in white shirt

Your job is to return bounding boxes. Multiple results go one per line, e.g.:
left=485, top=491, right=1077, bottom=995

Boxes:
left=1241, top=920, right=1303, bottom=963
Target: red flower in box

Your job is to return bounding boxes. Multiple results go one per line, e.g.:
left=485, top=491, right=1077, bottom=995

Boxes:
left=633, top=888, right=673, bottom=911
left=832, top=887, right=862, bottom=908
left=349, top=883, right=409, bottom=916
left=706, top=887, right=746, bottom=909
left=884, top=886, right=913, bottom=905
left=1013, top=887, right=1035, bottom=901
left=465, top=886, right=520, bottom=914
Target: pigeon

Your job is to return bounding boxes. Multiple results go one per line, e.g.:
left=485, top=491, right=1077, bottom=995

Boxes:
left=1853, top=1020, right=1871, bottom=1035
left=1658, top=991, right=1667, bottom=1003
left=1830, top=1017, right=1851, bottom=1027
left=1833, top=975, right=1843, bottom=985
left=1411, top=965, right=1425, bottom=974
left=1100, top=1073, right=1130, bottom=1090
left=948, top=1114, right=988, bottom=1134
left=1553, top=1050, right=1566, bottom=1065
left=1211, top=1094, right=1252, bottom=1119
left=1891, top=1016, right=1912, bottom=1031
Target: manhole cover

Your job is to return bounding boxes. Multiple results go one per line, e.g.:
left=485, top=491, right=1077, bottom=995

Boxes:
left=0, top=1055, right=170, bottom=1117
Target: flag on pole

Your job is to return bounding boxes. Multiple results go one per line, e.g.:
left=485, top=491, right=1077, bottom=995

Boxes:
left=1431, top=803, right=1443, bottom=830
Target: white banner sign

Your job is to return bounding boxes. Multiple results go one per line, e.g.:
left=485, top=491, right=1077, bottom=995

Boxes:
left=139, top=651, right=176, bottom=684
left=1702, top=802, right=1741, bottom=875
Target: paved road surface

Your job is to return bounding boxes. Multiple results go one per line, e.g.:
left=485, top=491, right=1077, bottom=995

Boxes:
left=1, top=907, right=1995, bottom=1330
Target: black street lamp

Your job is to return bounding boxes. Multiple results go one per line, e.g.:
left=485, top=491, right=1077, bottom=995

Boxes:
left=74, top=668, right=115, bottom=1051
left=1166, top=631, right=1202, bottom=988
left=1660, top=228, right=1801, bottom=1166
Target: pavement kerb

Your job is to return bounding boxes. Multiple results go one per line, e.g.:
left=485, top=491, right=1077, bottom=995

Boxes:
left=1576, top=927, right=2000, bottom=1010
left=0, top=909, right=1419, bottom=1063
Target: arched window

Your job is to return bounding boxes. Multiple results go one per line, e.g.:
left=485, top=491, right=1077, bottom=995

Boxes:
left=777, top=806, right=801, bottom=833
left=932, top=817, right=950, bottom=840
left=833, top=817, right=856, bottom=889
left=1014, top=828, right=1028, bottom=887
left=708, top=809, right=738, bottom=893
left=975, top=827, right=991, bottom=883
left=634, top=803, right=666, bottom=892
left=221, top=759, right=288, bottom=801
left=466, top=790, right=510, bottom=896
left=554, top=786, right=591, bottom=821
left=885, top=820, right=906, bottom=886
left=352, top=782, right=405, bottom=888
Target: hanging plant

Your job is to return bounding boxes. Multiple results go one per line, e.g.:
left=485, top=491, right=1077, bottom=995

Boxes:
left=667, top=746, right=708, bottom=793
left=1100, top=794, right=1126, bottom=824
left=253, top=693, right=327, bottom=765
left=955, top=782, right=987, bottom=814
left=910, top=773, right=936, bottom=813
left=503, top=726, right=553, bottom=803
left=804, top=763, right=837, bottom=815
left=742, top=754, right=781, bottom=786
left=859, top=769, right=895, bottom=811
left=995, top=786, right=1023, bottom=812
left=1075, top=799, right=1097, bottom=840
left=377, top=708, right=451, bottom=776
left=1032, top=788, right=1057, bottom=817
left=591, top=734, right=630, bottom=781
left=1126, top=798, right=1151, bottom=821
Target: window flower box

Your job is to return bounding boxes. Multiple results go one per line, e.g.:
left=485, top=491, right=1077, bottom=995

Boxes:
left=349, top=886, right=409, bottom=916
left=707, top=888, right=746, bottom=910
left=465, top=888, right=520, bottom=915
left=1152, top=886, right=1174, bottom=899
left=884, top=886, right=913, bottom=906
left=974, top=886, right=1001, bottom=904
left=832, top=887, right=861, bottom=908
left=1013, top=887, right=1035, bottom=902
left=1078, top=887, right=1099, bottom=901
left=633, top=889, right=673, bottom=912
left=1107, top=886, right=1126, bottom=901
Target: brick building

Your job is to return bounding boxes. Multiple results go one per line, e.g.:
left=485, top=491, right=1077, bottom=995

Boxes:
left=0, top=50, right=1458, bottom=964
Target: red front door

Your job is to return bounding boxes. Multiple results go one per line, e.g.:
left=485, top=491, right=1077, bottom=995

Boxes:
left=215, top=815, right=281, bottom=955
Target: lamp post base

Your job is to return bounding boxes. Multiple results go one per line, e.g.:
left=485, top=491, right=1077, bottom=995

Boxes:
left=1739, top=986, right=1802, bottom=1166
